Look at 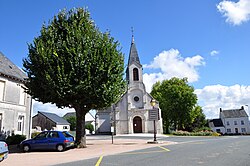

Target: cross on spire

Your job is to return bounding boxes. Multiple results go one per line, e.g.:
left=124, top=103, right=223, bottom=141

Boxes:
left=131, top=27, right=134, bottom=43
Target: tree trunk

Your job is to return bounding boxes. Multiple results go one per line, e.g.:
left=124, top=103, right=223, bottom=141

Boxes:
left=75, top=106, right=87, bottom=148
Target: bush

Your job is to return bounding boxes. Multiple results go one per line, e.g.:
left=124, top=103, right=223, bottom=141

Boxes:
left=172, top=130, right=220, bottom=136
left=85, top=123, right=94, bottom=133
left=193, top=127, right=212, bottom=132
left=31, top=132, right=41, bottom=138
left=6, top=134, right=26, bottom=145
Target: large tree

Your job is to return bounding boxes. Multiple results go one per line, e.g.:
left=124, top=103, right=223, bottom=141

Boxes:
left=151, top=77, right=197, bottom=133
left=23, top=8, right=125, bottom=147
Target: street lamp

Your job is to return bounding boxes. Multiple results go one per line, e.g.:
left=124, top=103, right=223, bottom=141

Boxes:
left=150, top=99, right=157, bottom=142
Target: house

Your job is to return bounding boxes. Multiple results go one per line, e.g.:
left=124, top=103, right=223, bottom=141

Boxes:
left=63, top=112, right=95, bottom=133
left=63, top=112, right=95, bottom=125
left=208, top=119, right=225, bottom=134
left=0, top=52, right=32, bottom=138
left=63, top=112, right=96, bottom=135
left=209, top=106, right=250, bottom=134
left=96, top=35, right=163, bottom=135
left=32, top=111, right=70, bottom=131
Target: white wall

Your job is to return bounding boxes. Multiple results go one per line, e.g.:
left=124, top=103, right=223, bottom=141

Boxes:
left=223, top=117, right=250, bottom=134
left=0, top=76, right=32, bottom=137
left=56, top=124, right=70, bottom=131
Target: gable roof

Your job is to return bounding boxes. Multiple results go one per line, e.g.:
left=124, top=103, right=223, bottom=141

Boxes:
left=209, top=119, right=224, bottom=127
left=0, top=52, right=27, bottom=82
left=38, top=111, right=70, bottom=125
left=220, top=107, right=248, bottom=118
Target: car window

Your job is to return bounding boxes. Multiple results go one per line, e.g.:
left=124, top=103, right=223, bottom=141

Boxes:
left=62, top=132, right=73, bottom=138
left=35, top=131, right=48, bottom=139
left=48, top=131, right=59, bottom=138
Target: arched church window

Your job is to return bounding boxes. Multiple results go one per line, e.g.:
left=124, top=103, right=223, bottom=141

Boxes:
left=133, top=68, right=139, bottom=81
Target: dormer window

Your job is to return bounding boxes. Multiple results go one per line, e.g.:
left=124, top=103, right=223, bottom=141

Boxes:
left=133, top=68, right=139, bottom=81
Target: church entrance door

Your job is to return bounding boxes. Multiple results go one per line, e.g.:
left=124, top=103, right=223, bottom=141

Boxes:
left=133, top=116, right=142, bottom=133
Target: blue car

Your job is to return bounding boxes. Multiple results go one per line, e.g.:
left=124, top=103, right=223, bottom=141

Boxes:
left=0, top=141, right=8, bottom=162
left=20, top=131, right=74, bottom=152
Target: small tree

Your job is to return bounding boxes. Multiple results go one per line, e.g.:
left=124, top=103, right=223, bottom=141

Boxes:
left=23, top=8, right=125, bottom=148
left=65, top=116, right=76, bottom=131
left=151, top=77, right=197, bottom=133
left=186, top=106, right=207, bottom=132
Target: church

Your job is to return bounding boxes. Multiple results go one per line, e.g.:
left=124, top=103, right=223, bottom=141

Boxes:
left=96, top=35, right=163, bottom=135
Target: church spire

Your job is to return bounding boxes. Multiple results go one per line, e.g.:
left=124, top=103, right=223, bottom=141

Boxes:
left=131, top=27, right=135, bottom=44
left=128, top=28, right=141, bottom=66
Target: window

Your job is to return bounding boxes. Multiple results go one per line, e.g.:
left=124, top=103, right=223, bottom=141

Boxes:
left=17, top=115, right=24, bottom=133
left=49, top=131, right=59, bottom=138
left=0, top=81, right=5, bottom=101
left=234, top=121, right=237, bottom=125
left=0, top=113, right=2, bottom=131
left=36, top=131, right=49, bottom=139
left=63, top=126, right=68, bottom=129
left=241, top=128, right=246, bottom=133
left=226, top=128, right=231, bottom=133
left=134, top=96, right=139, bottom=102
left=133, top=68, right=139, bottom=81
left=226, top=121, right=230, bottom=126
left=216, top=129, right=221, bottom=133
left=241, top=120, right=244, bottom=125
left=19, top=86, right=26, bottom=105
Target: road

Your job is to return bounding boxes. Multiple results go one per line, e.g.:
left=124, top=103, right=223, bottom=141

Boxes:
left=54, top=136, right=250, bottom=166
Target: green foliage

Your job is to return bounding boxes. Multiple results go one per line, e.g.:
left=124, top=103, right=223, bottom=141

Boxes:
left=65, top=116, right=76, bottom=131
left=31, top=132, right=41, bottom=138
left=151, top=77, right=198, bottom=133
left=85, top=123, right=94, bottom=133
left=6, top=135, right=26, bottom=145
left=23, top=8, right=125, bottom=109
left=23, top=8, right=125, bottom=147
left=186, top=106, right=207, bottom=132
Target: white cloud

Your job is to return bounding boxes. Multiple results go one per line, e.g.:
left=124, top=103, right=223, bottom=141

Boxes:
left=195, top=84, right=250, bottom=119
left=210, top=50, right=219, bottom=56
left=143, top=49, right=205, bottom=92
left=217, top=0, right=250, bottom=25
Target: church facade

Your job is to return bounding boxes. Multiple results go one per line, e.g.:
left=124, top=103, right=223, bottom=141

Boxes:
left=96, top=36, right=163, bottom=134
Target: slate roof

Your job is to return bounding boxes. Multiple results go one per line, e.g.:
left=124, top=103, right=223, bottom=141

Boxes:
left=209, top=119, right=224, bottom=127
left=0, top=52, right=27, bottom=82
left=39, top=111, right=70, bottom=125
left=221, top=108, right=248, bottom=118
left=127, top=35, right=141, bottom=67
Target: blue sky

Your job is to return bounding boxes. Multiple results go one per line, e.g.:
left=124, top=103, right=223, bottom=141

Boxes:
left=1, top=0, right=250, bottom=118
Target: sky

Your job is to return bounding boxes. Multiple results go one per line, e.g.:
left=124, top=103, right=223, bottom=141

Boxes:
left=1, top=0, right=250, bottom=118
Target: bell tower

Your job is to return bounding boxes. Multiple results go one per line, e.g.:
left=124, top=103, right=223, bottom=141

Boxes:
left=126, top=34, right=144, bottom=86
left=126, top=33, right=146, bottom=109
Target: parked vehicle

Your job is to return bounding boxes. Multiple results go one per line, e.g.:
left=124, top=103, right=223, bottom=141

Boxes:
left=0, top=141, right=8, bottom=162
left=20, top=131, right=74, bottom=152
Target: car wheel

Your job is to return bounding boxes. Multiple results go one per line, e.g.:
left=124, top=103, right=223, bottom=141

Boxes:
left=56, top=144, right=64, bottom=152
left=23, top=144, right=30, bottom=152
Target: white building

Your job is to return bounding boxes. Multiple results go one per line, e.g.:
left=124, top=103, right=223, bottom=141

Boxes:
left=32, top=111, right=70, bottom=131
left=96, top=36, right=163, bottom=134
left=209, top=106, right=250, bottom=134
left=0, top=52, right=32, bottom=138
